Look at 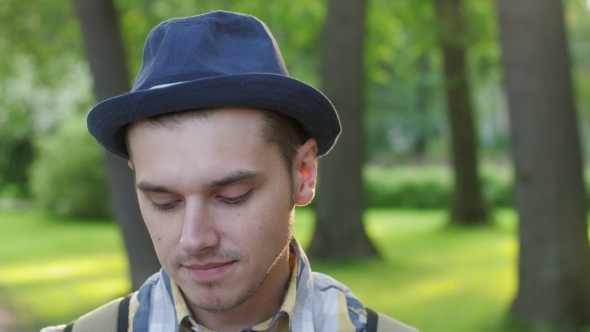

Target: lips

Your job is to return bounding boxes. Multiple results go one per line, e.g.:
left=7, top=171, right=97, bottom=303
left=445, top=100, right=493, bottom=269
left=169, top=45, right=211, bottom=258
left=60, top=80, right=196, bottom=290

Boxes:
left=183, top=261, right=237, bottom=280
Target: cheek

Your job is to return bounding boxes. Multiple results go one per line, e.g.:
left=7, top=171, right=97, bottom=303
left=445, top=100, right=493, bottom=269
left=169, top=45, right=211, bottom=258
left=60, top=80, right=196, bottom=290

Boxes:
left=140, top=207, right=181, bottom=255
left=248, top=206, right=291, bottom=245
left=217, top=208, right=266, bottom=244
left=249, top=184, right=293, bottom=239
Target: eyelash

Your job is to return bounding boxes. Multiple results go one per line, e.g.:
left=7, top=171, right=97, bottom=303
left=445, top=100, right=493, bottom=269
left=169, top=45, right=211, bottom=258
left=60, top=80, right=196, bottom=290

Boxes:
left=150, top=190, right=252, bottom=211
left=152, top=201, right=178, bottom=212
left=218, top=190, right=252, bottom=205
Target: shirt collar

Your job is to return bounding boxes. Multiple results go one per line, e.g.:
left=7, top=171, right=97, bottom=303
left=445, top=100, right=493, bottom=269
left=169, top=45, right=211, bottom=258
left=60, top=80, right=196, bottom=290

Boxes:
left=170, top=278, right=198, bottom=329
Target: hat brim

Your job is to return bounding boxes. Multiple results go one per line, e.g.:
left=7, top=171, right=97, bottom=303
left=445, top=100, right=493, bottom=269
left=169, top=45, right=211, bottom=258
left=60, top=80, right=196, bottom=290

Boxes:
left=87, top=73, right=340, bottom=159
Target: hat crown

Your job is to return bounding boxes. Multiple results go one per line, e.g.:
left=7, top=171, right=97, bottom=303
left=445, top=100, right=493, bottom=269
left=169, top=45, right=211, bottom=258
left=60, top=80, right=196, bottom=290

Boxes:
left=133, top=11, right=289, bottom=92
left=87, top=11, right=340, bottom=159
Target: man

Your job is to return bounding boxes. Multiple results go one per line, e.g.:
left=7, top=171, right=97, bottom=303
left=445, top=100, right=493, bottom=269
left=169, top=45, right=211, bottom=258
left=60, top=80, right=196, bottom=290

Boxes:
left=42, top=11, right=417, bottom=332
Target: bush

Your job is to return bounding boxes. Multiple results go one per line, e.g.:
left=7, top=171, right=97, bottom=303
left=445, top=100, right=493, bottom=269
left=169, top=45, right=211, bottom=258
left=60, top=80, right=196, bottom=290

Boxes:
left=480, top=164, right=515, bottom=207
left=364, top=163, right=515, bottom=209
left=29, top=115, right=111, bottom=219
left=368, top=163, right=590, bottom=210
left=364, top=165, right=452, bottom=208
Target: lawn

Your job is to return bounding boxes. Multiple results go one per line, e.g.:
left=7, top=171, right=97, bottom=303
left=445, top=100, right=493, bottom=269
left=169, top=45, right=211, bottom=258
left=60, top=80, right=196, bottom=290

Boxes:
left=0, top=208, right=519, bottom=331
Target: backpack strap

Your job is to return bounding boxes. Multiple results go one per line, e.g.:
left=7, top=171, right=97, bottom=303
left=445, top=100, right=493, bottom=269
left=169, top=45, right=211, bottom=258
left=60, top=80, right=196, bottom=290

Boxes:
left=366, top=307, right=379, bottom=332
left=63, top=294, right=132, bottom=332
left=117, top=294, right=132, bottom=332
left=366, top=307, right=419, bottom=332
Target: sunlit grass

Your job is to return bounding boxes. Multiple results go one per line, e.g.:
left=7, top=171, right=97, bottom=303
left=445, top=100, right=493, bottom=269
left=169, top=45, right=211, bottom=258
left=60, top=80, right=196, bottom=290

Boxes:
left=0, top=256, right=125, bottom=285
left=0, top=211, right=130, bottom=328
left=0, top=208, right=520, bottom=331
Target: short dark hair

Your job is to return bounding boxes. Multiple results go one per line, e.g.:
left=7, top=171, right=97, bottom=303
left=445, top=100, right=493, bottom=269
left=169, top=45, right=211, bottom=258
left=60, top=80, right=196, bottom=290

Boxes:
left=126, top=108, right=307, bottom=172
left=259, top=110, right=307, bottom=172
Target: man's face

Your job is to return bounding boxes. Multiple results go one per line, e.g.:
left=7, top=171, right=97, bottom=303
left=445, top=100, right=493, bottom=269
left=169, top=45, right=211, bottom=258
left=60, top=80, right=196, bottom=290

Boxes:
left=126, top=107, right=316, bottom=314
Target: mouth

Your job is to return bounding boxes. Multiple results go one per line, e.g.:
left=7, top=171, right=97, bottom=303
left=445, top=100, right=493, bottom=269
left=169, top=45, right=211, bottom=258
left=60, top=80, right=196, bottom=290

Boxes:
left=182, top=261, right=238, bottom=281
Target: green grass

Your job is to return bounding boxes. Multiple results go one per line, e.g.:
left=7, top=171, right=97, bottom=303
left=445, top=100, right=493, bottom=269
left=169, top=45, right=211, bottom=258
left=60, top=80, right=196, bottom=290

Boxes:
left=0, top=211, right=129, bottom=329
left=0, top=208, right=519, bottom=331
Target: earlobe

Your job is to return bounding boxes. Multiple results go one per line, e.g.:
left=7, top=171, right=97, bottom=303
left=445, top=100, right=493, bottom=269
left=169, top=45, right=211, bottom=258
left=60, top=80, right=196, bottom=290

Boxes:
left=294, top=139, right=318, bottom=206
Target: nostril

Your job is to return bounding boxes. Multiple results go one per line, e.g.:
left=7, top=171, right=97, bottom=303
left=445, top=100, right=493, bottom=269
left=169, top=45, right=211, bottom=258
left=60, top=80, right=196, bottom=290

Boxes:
left=180, top=221, right=220, bottom=254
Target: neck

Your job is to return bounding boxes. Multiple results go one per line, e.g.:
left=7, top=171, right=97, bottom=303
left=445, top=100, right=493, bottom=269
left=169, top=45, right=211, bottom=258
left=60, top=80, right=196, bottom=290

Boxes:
left=190, top=247, right=292, bottom=332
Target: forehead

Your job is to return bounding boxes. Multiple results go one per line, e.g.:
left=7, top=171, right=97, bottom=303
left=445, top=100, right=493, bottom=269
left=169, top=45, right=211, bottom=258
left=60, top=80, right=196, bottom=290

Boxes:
left=126, top=108, right=277, bottom=184
left=128, top=107, right=266, bottom=148
left=139, top=107, right=263, bottom=130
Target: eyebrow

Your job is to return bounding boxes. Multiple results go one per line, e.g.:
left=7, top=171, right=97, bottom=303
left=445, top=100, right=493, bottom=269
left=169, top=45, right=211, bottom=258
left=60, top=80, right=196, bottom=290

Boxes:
left=136, top=170, right=263, bottom=193
left=136, top=181, right=175, bottom=193
left=205, top=170, right=263, bottom=188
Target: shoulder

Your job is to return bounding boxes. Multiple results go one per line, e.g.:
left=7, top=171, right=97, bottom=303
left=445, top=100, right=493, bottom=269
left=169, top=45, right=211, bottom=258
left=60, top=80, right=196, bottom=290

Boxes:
left=308, top=272, right=368, bottom=331
left=39, top=294, right=133, bottom=332
left=310, top=272, right=419, bottom=332
left=39, top=271, right=163, bottom=332
left=366, top=308, right=419, bottom=332
left=310, top=271, right=364, bottom=309
left=40, top=325, right=66, bottom=332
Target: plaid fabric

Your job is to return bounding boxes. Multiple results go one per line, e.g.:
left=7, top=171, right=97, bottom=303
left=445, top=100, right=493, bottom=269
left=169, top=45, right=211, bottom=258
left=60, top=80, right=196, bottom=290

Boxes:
left=41, top=238, right=368, bottom=332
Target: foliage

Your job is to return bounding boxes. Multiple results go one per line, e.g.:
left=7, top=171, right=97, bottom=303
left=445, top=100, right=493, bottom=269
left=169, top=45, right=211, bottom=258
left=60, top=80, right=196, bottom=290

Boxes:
left=364, top=163, right=590, bottom=209
left=0, top=60, right=36, bottom=197
left=0, top=59, right=93, bottom=198
left=364, top=0, right=504, bottom=160
left=0, top=208, right=523, bottom=331
left=567, top=0, right=590, bottom=156
left=364, top=0, right=445, bottom=159
left=0, top=0, right=92, bottom=198
left=364, top=163, right=515, bottom=209
left=0, top=0, right=82, bottom=86
left=365, top=165, right=453, bottom=208
left=0, top=100, right=33, bottom=197
left=116, top=0, right=325, bottom=85
left=29, top=115, right=111, bottom=219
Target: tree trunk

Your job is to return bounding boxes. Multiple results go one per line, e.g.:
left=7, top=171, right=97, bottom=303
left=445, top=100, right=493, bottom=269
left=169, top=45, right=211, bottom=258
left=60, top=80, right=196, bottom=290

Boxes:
left=73, top=0, right=160, bottom=290
left=413, top=54, right=432, bottom=161
left=497, top=0, right=590, bottom=330
left=309, top=0, right=378, bottom=259
left=433, top=0, right=488, bottom=225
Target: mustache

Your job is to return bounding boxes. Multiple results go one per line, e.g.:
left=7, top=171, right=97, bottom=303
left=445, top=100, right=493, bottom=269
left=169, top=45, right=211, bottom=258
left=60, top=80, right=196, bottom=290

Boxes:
left=171, top=249, right=246, bottom=268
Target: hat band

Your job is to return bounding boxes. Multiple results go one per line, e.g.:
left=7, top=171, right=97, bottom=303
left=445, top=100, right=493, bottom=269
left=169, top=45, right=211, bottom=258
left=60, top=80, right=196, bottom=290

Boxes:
left=150, top=81, right=188, bottom=90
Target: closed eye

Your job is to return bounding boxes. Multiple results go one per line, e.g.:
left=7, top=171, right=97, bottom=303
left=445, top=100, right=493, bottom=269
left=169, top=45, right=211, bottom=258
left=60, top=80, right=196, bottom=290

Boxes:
left=218, top=190, right=252, bottom=205
left=152, top=200, right=180, bottom=212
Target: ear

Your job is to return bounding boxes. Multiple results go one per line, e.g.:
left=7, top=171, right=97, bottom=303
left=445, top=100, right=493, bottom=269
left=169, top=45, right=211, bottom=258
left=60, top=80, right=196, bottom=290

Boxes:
left=293, top=138, right=318, bottom=206
left=127, top=159, right=135, bottom=171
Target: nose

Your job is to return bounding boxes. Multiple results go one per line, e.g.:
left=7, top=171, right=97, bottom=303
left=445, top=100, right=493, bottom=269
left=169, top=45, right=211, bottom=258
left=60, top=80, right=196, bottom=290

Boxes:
left=179, top=200, right=220, bottom=253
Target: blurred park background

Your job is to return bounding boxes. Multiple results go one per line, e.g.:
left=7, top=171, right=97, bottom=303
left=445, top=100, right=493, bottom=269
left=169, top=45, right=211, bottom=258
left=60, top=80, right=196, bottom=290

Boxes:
left=1, top=0, right=590, bottom=331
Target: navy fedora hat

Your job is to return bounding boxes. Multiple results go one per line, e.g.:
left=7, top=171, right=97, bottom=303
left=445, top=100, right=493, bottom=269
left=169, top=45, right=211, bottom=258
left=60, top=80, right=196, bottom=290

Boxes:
left=87, top=11, right=341, bottom=159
